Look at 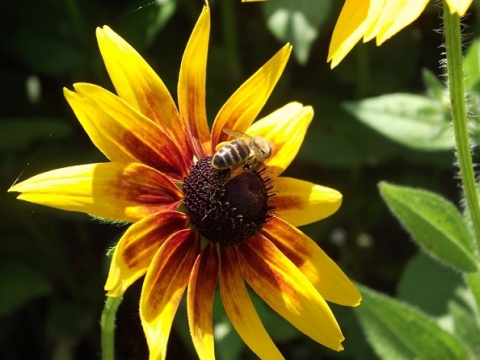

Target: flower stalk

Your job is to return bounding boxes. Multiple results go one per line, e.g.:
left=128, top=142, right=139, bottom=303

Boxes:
left=443, top=0, right=480, bottom=255
left=101, top=296, right=122, bottom=360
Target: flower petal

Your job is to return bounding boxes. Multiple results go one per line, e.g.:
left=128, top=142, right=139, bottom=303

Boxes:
left=140, top=229, right=200, bottom=360
left=238, top=235, right=344, bottom=351
left=446, top=0, right=472, bottom=16
left=374, top=0, right=429, bottom=45
left=96, top=26, right=191, bottom=160
left=105, top=211, right=189, bottom=297
left=219, top=246, right=284, bottom=360
left=274, top=177, right=342, bottom=227
left=187, top=243, right=218, bottom=360
left=178, top=5, right=211, bottom=158
left=247, top=103, right=312, bottom=178
left=362, top=0, right=388, bottom=42
left=263, top=217, right=361, bottom=307
left=210, top=44, right=292, bottom=148
left=64, top=83, right=189, bottom=181
left=8, top=163, right=182, bottom=222
left=327, top=0, right=369, bottom=68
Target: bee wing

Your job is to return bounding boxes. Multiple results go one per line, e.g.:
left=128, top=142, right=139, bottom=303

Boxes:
left=223, top=128, right=252, bottom=139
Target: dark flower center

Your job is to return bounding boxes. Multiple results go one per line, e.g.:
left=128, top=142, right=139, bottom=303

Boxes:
left=183, top=156, right=274, bottom=246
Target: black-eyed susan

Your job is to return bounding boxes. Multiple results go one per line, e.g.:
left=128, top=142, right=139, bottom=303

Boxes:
left=8, top=4, right=361, bottom=359
left=328, top=0, right=473, bottom=68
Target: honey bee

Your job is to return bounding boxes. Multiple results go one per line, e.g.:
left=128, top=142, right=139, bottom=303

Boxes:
left=211, top=129, right=272, bottom=170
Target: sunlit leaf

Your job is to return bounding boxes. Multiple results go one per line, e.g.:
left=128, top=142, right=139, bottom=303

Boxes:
left=356, top=284, right=472, bottom=360
left=344, top=94, right=454, bottom=151
left=380, top=183, right=477, bottom=272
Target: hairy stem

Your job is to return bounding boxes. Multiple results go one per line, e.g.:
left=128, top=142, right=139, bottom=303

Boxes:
left=101, top=296, right=122, bottom=360
left=443, top=1, right=480, bottom=254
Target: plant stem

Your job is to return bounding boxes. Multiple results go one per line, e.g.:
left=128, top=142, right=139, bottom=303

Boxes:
left=101, top=296, right=122, bottom=360
left=443, top=1, right=480, bottom=254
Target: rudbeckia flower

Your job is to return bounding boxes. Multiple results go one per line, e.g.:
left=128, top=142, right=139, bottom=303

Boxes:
left=328, top=0, right=473, bottom=68
left=8, top=4, right=361, bottom=359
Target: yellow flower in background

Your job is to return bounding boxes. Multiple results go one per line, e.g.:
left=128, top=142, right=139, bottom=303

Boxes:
left=328, top=0, right=473, bottom=68
left=8, top=4, right=361, bottom=359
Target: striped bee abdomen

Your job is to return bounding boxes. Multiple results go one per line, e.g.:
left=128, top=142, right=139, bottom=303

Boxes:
left=212, top=139, right=250, bottom=169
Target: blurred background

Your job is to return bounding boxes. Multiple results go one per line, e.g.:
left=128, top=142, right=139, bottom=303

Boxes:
left=2, top=0, right=479, bottom=359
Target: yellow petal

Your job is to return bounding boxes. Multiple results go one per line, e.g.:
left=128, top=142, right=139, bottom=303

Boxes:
left=445, top=0, right=472, bottom=16
left=96, top=26, right=191, bottom=160
left=328, top=0, right=370, bottom=68
left=219, top=247, right=284, bottom=360
left=374, top=0, right=429, bottom=45
left=363, top=0, right=388, bottom=42
left=8, top=162, right=182, bottom=222
left=238, top=235, right=344, bottom=351
left=140, top=229, right=200, bottom=360
left=178, top=5, right=211, bottom=158
left=187, top=243, right=218, bottom=360
left=210, top=44, right=292, bottom=148
left=263, top=217, right=362, bottom=307
left=105, top=211, right=188, bottom=297
left=274, top=177, right=342, bottom=227
left=64, top=83, right=189, bottom=181
left=247, top=103, right=312, bottom=178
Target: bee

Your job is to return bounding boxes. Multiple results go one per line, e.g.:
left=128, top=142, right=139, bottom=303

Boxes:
left=212, top=129, right=272, bottom=170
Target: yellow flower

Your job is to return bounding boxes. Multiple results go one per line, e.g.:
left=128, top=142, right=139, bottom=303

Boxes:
left=328, top=0, right=473, bottom=68
left=8, top=5, right=361, bottom=359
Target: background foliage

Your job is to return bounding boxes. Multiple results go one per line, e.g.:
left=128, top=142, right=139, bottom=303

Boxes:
left=2, top=0, right=480, bottom=359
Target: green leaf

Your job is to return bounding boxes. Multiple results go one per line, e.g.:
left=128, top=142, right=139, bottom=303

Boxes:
left=379, top=183, right=478, bottom=272
left=356, top=284, right=473, bottom=360
left=263, top=0, right=332, bottom=64
left=449, top=298, right=480, bottom=353
left=466, top=272, right=480, bottom=322
left=0, top=118, right=72, bottom=151
left=397, top=252, right=463, bottom=316
left=0, top=261, right=51, bottom=318
left=463, top=38, right=480, bottom=92
left=344, top=93, right=454, bottom=151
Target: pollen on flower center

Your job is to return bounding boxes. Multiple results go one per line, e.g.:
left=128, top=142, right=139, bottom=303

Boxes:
left=183, top=156, right=274, bottom=246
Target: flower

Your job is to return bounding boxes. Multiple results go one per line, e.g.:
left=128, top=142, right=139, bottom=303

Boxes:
left=328, top=0, right=473, bottom=68
left=8, top=4, right=361, bottom=359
